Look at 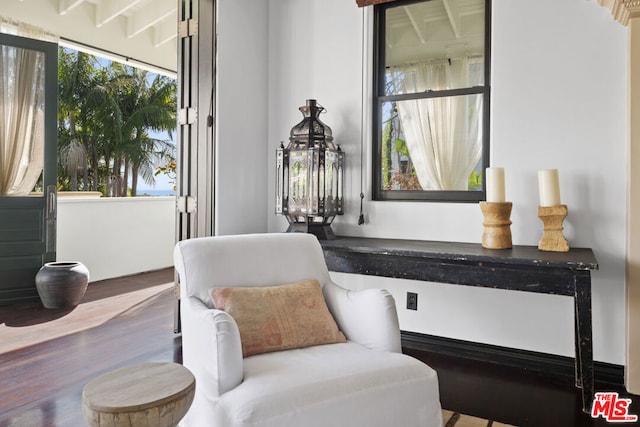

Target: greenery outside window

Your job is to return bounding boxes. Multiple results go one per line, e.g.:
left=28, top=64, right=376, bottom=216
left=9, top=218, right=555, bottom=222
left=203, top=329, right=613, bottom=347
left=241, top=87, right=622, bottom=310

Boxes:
left=373, top=0, right=491, bottom=202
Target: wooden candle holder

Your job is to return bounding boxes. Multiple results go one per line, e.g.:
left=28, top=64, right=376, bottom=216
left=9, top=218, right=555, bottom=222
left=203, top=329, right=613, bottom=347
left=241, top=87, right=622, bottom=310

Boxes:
left=538, top=205, right=569, bottom=252
left=480, top=201, right=512, bottom=249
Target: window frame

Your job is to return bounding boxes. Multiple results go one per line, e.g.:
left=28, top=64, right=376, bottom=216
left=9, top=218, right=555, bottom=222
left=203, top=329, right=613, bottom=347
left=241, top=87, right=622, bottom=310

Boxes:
left=372, top=0, right=492, bottom=202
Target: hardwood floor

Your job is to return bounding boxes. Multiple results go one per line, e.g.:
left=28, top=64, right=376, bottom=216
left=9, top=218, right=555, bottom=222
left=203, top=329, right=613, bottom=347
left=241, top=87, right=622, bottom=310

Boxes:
left=0, top=269, right=180, bottom=427
left=1, top=269, right=638, bottom=427
left=405, top=347, right=640, bottom=427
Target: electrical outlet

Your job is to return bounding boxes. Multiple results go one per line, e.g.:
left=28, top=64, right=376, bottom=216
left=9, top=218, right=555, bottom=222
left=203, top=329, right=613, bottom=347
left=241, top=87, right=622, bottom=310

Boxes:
left=406, top=292, right=418, bottom=310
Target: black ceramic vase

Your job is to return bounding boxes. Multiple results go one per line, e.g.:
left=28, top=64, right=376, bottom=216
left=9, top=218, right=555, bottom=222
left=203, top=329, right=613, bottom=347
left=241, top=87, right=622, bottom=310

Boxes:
left=35, top=261, right=90, bottom=309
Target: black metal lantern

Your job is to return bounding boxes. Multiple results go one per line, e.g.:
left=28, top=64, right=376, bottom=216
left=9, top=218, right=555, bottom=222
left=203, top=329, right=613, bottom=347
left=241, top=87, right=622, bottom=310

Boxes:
left=276, top=99, right=344, bottom=240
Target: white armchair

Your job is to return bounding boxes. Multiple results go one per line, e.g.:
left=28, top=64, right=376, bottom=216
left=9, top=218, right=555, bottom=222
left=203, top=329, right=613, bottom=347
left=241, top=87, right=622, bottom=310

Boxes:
left=174, top=233, right=442, bottom=427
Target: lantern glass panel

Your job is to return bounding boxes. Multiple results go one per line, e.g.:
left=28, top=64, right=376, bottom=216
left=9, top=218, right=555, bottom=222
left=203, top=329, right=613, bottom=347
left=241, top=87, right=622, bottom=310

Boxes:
left=326, top=151, right=337, bottom=200
left=289, top=152, right=308, bottom=212
left=338, top=162, right=343, bottom=200
left=284, top=165, right=289, bottom=199
left=319, top=165, right=325, bottom=200
left=311, top=149, right=319, bottom=213
left=276, top=150, right=284, bottom=213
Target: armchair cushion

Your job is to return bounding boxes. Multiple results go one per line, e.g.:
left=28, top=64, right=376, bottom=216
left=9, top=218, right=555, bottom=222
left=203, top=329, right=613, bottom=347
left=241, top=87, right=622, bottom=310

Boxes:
left=211, top=279, right=346, bottom=357
left=215, top=342, right=442, bottom=427
left=323, top=281, right=402, bottom=353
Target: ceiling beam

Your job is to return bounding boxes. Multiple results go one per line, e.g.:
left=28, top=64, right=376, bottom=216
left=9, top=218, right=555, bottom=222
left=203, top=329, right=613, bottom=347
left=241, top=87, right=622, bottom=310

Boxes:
left=127, top=0, right=175, bottom=38
left=95, top=0, right=142, bottom=28
left=403, top=6, right=426, bottom=44
left=59, top=0, right=85, bottom=15
left=154, top=19, right=177, bottom=48
left=442, top=0, right=461, bottom=39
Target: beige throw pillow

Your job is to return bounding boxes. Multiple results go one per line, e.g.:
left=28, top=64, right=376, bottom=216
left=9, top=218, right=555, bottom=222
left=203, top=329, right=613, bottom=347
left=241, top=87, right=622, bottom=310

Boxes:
left=210, top=279, right=346, bottom=357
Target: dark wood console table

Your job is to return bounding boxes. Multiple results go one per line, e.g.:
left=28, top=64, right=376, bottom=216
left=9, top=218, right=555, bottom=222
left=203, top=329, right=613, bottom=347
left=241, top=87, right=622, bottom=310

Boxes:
left=320, top=236, right=599, bottom=413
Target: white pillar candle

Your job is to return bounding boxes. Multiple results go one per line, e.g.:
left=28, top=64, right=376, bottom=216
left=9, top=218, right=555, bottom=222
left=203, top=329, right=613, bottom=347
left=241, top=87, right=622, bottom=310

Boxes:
left=538, top=169, right=561, bottom=207
left=486, top=167, right=505, bottom=203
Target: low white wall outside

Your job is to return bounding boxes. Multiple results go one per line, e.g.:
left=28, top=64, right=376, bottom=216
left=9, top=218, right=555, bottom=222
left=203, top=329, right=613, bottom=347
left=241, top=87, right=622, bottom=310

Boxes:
left=57, top=196, right=175, bottom=283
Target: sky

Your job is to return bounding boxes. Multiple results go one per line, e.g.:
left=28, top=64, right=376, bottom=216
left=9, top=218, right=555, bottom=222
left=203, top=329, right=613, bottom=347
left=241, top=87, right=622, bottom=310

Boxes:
left=135, top=129, right=176, bottom=193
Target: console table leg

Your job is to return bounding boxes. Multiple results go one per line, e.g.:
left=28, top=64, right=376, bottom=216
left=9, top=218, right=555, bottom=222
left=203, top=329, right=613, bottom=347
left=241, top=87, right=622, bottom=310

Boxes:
left=575, top=274, right=594, bottom=413
left=574, top=306, right=582, bottom=389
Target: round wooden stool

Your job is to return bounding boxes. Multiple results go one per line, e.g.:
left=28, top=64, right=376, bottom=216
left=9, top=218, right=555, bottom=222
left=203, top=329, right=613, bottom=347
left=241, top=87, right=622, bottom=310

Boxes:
left=82, top=362, right=195, bottom=427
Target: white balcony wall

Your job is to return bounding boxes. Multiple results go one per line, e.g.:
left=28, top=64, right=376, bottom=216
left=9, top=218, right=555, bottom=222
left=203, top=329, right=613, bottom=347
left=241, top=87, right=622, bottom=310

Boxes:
left=57, top=196, right=175, bottom=282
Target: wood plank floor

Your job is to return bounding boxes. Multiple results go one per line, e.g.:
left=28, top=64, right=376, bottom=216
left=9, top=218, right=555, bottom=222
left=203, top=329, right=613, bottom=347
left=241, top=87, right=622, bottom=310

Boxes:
left=405, top=347, right=640, bottom=427
left=1, top=269, right=638, bottom=427
left=0, top=269, right=180, bottom=427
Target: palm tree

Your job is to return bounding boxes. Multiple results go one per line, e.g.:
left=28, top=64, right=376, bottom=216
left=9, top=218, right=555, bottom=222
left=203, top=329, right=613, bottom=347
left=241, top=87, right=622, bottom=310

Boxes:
left=101, top=64, right=176, bottom=196
left=57, top=51, right=176, bottom=196
left=120, top=69, right=176, bottom=196
left=57, top=48, right=96, bottom=191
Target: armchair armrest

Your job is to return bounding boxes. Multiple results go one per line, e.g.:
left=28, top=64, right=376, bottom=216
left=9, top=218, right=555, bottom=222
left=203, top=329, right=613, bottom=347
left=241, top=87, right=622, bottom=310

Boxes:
left=181, top=296, right=243, bottom=396
left=322, top=281, right=402, bottom=353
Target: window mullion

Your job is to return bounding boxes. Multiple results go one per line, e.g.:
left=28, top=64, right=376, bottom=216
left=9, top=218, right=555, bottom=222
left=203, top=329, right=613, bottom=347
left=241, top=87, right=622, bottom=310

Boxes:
left=379, top=86, right=486, bottom=103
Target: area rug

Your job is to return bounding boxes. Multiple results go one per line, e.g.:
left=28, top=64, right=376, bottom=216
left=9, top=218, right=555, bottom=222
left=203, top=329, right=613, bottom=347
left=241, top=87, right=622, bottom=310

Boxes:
left=443, top=409, right=517, bottom=427
left=0, top=281, right=173, bottom=354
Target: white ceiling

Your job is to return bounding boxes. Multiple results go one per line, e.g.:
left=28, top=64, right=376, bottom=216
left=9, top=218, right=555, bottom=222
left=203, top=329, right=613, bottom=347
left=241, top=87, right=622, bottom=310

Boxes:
left=2, top=0, right=484, bottom=75
left=2, top=0, right=178, bottom=75
left=385, top=0, right=485, bottom=66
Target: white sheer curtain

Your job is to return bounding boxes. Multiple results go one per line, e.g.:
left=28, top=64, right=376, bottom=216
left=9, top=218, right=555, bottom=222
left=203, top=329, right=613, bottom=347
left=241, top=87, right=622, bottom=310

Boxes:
left=0, top=17, right=57, bottom=196
left=0, top=46, right=45, bottom=195
left=391, top=57, right=483, bottom=190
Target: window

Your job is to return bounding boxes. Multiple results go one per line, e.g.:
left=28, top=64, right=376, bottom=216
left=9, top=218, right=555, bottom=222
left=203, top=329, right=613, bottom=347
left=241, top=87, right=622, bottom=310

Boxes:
left=372, top=0, right=491, bottom=202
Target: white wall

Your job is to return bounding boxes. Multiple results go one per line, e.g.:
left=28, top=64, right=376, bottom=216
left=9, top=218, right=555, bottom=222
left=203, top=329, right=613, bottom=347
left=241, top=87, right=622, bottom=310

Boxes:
left=215, top=0, right=270, bottom=236
left=263, top=0, right=627, bottom=364
left=57, top=197, right=175, bottom=282
left=267, top=0, right=365, bottom=235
